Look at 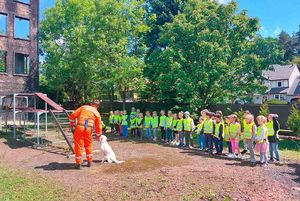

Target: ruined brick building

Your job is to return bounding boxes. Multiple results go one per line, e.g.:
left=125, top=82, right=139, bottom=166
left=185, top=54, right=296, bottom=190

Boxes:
left=0, top=0, right=39, bottom=96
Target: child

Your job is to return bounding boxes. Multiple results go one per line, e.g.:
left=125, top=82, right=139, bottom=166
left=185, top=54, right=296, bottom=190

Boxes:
left=108, top=111, right=115, bottom=133
left=130, top=114, right=137, bottom=138
left=114, top=110, right=119, bottom=134
left=178, top=112, right=185, bottom=146
left=196, top=117, right=204, bottom=150
left=243, top=114, right=256, bottom=163
left=224, top=116, right=232, bottom=156
left=172, top=113, right=179, bottom=145
left=137, top=113, right=144, bottom=140
left=152, top=111, right=159, bottom=141
left=229, top=114, right=241, bottom=158
left=267, top=114, right=281, bottom=162
left=121, top=110, right=129, bottom=138
left=144, top=111, right=153, bottom=140
left=200, top=109, right=208, bottom=150
left=118, top=110, right=123, bottom=135
left=166, top=111, right=173, bottom=143
left=202, top=112, right=214, bottom=153
left=159, top=110, right=167, bottom=142
left=241, top=110, right=252, bottom=155
left=183, top=111, right=194, bottom=148
left=213, top=114, right=224, bottom=155
left=130, top=107, right=137, bottom=117
left=255, top=115, right=269, bottom=166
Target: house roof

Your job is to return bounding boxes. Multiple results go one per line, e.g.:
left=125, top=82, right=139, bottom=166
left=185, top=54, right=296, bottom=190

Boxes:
left=268, top=87, right=289, bottom=94
left=263, top=64, right=297, bottom=80
left=288, top=77, right=300, bottom=95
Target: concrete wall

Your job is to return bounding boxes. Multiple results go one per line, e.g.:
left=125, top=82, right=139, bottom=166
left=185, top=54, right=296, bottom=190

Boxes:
left=0, top=0, right=39, bottom=96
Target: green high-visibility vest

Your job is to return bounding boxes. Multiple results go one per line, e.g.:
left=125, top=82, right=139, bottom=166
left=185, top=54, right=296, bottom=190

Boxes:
left=121, top=115, right=128, bottom=126
left=109, top=115, right=114, bottom=124
left=243, top=123, right=254, bottom=140
left=152, top=117, right=159, bottom=128
left=196, top=123, right=203, bottom=134
left=166, top=117, right=173, bottom=128
left=159, top=115, right=166, bottom=127
left=183, top=117, right=193, bottom=132
left=203, top=119, right=213, bottom=134
left=266, top=121, right=275, bottom=136
left=224, top=124, right=230, bottom=141
left=137, top=118, right=143, bottom=128
left=130, top=118, right=136, bottom=129
left=257, top=125, right=268, bottom=143
left=172, top=119, right=178, bottom=130
left=214, top=122, right=223, bottom=138
left=229, top=123, right=240, bottom=140
left=176, top=119, right=183, bottom=131
left=145, top=116, right=152, bottom=128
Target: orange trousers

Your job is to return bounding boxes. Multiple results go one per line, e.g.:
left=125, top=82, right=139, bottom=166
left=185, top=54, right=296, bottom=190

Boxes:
left=74, top=125, right=93, bottom=164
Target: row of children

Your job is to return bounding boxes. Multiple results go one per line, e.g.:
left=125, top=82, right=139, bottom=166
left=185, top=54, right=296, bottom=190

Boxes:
left=108, top=108, right=281, bottom=166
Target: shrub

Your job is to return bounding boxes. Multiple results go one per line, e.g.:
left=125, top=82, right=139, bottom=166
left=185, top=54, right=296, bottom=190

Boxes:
left=268, top=99, right=288, bottom=105
left=259, top=101, right=270, bottom=117
left=287, top=105, right=300, bottom=136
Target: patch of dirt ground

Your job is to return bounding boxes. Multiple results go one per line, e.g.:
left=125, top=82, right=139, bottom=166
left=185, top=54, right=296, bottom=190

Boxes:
left=0, top=134, right=299, bottom=201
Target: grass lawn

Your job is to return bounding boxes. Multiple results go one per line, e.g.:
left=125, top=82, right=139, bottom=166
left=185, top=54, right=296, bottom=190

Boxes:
left=0, top=164, right=73, bottom=201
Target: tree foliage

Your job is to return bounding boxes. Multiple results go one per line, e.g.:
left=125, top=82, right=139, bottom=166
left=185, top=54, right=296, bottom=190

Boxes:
left=143, top=0, right=271, bottom=109
left=287, top=105, right=300, bottom=136
left=259, top=101, right=270, bottom=117
left=40, top=0, right=148, bottom=105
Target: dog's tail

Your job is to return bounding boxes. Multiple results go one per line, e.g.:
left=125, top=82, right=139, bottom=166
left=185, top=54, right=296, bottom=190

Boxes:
left=114, top=160, right=125, bottom=164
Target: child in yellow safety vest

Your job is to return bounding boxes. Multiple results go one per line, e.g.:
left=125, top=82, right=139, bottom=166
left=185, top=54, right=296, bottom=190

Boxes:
left=243, top=114, right=256, bottom=163
left=196, top=117, right=204, bottom=150
left=159, top=110, right=167, bottom=142
left=183, top=111, right=194, bottom=148
left=137, top=113, right=144, bottom=140
left=267, top=114, right=281, bottom=162
left=213, top=114, right=224, bottom=155
left=114, top=110, right=120, bottom=135
left=241, top=110, right=252, bottom=155
left=202, top=112, right=214, bottom=153
left=121, top=110, right=129, bottom=138
left=172, top=113, right=179, bottom=145
left=145, top=111, right=153, bottom=140
left=178, top=112, right=185, bottom=147
left=130, top=114, right=137, bottom=138
left=166, top=111, right=173, bottom=143
left=229, top=114, right=241, bottom=158
left=224, top=116, right=232, bottom=155
left=152, top=111, right=159, bottom=141
left=255, top=115, right=269, bottom=166
left=109, top=111, right=115, bottom=133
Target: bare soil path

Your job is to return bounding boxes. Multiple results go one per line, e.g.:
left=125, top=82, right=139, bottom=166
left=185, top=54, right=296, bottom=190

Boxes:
left=0, top=134, right=299, bottom=201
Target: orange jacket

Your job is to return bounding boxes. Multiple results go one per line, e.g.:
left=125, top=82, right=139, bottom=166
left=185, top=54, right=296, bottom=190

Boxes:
left=70, top=105, right=102, bottom=135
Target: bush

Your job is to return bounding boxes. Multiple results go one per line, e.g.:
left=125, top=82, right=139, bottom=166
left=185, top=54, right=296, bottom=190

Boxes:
left=259, top=101, right=270, bottom=117
left=268, top=99, right=288, bottom=105
left=287, top=105, right=300, bottom=136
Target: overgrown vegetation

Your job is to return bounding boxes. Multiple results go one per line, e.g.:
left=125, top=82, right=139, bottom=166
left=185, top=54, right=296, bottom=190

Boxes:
left=259, top=101, right=270, bottom=116
left=287, top=105, right=300, bottom=136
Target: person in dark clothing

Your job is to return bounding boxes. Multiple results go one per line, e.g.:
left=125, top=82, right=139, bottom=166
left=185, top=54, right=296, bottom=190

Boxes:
left=267, top=114, right=281, bottom=162
left=213, top=114, right=224, bottom=155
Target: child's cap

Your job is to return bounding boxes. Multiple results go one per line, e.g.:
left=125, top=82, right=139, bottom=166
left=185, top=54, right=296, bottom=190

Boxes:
left=184, top=111, right=190, bottom=115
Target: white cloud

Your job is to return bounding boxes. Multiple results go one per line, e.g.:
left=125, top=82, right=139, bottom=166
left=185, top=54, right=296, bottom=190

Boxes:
left=272, top=26, right=282, bottom=37
left=216, top=0, right=233, bottom=4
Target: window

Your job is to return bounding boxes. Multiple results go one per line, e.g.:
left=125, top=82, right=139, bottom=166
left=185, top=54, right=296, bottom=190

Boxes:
left=274, top=94, right=280, bottom=100
left=0, top=51, right=7, bottom=73
left=278, top=81, right=282, bottom=87
left=15, top=53, right=30, bottom=74
left=14, top=17, right=30, bottom=40
left=0, top=13, right=7, bottom=35
left=15, top=0, right=30, bottom=4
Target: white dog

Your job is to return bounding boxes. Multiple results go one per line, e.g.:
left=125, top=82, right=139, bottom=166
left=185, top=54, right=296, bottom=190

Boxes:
left=100, top=135, right=124, bottom=164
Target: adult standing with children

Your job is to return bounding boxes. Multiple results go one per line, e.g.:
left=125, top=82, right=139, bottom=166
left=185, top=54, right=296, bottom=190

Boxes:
left=267, top=114, right=281, bottom=162
left=69, top=99, right=102, bottom=170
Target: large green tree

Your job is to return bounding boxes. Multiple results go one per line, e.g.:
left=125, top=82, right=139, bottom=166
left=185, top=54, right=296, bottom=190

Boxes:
left=143, top=0, right=275, bottom=109
left=40, top=0, right=148, bottom=106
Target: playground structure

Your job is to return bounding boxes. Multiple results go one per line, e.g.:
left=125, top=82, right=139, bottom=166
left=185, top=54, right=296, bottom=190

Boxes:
left=0, top=93, right=74, bottom=153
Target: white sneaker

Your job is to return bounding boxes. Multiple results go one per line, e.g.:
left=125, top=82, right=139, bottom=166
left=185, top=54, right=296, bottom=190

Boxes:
left=237, top=154, right=243, bottom=159
left=227, top=153, right=234, bottom=158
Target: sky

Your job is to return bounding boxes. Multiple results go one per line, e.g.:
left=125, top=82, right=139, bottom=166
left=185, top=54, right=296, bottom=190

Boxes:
left=40, top=0, right=300, bottom=38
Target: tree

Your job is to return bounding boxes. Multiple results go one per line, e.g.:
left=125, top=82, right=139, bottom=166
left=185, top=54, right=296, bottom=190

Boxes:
left=287, top=105, right=300, bottom=136
left=278, top=31, right=295, bottom=61
left=259, top=101, right=270, bottom=117
left=143, top=0, right=273, bottom=110
left=40, top=0, right=148, bottom=106
left=291, top=56, right=300, bottom=69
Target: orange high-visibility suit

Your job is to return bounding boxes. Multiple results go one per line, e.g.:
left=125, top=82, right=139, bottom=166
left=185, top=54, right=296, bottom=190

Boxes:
left=69, top=105, right=102, bottom=164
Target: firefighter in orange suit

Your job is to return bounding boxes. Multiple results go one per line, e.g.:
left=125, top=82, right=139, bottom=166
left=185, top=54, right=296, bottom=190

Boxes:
left=69, top=99, right=102, bottom=169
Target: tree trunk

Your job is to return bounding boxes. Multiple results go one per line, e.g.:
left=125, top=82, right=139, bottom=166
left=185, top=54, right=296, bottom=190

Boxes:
left=122, top=91, right=126, bottom=111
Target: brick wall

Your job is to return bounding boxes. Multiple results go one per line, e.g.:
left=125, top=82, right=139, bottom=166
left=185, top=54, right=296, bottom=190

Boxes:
left=0, top=0, right=39, bottom=96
